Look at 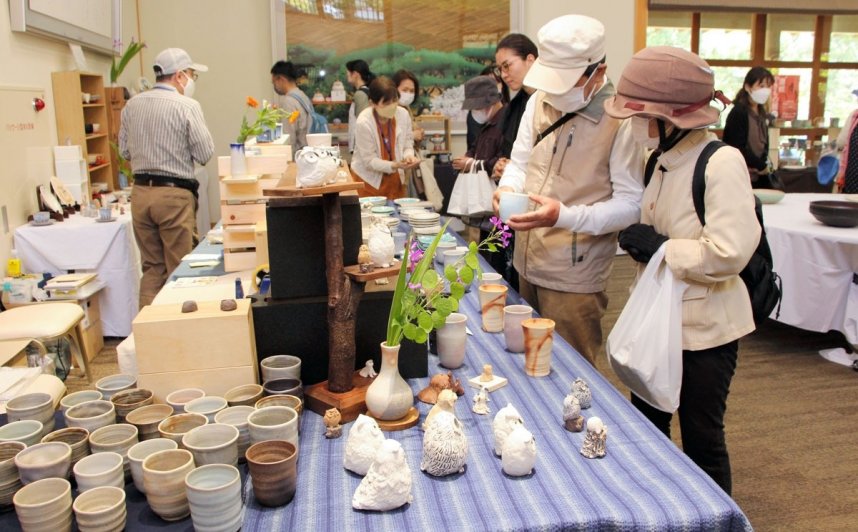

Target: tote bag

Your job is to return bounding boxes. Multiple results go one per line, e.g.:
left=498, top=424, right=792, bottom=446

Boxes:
left=606, top=245, right=688, bottom=413
left=446, top=160, right=496, bottom=217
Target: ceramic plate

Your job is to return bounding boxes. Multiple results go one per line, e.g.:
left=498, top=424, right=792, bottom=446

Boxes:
left=39, top=185, right=63, bottom=214
left=393, top=198, right=419, bottom=206
left=96, top=217, right=117, bottom=223
left=413, top=225, right=442, bottom=235
left=50, top=177, right=76, bottom=206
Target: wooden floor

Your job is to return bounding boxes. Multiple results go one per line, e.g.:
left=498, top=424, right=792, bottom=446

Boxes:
left=67, top=254, right=858, bottom=531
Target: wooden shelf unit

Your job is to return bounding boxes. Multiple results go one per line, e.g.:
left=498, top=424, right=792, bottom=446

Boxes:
left=415, top=114, right=452, bottom=154
left=51, top=71, right=114, bottom=193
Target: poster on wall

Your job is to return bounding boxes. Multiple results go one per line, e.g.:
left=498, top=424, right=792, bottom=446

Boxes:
left=771, top=75, right=799, bottom=121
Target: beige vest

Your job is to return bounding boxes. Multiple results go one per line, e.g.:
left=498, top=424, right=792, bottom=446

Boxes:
left=514, top=87, right=621, bottom=293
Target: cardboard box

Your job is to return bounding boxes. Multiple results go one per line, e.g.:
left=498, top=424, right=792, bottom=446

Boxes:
left=138, top=365, right=258, bottom=403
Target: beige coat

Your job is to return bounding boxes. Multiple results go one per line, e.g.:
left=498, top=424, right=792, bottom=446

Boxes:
left=638, top=129, right=760, bottom=351
left=350, top=106, right=415, bottom=190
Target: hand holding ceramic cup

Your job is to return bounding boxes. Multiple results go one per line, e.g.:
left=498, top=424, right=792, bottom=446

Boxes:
left=522, top=317, right=555, bottom=377
left=503, top=305, right=534, bottom=353
left=499, top=191, right=530, bottom=223
left=436, top=312, right=468, bottom=369
left=479, top=284, right=508, bottom=332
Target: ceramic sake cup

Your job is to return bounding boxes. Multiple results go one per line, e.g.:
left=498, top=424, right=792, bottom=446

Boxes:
left=260, top=355, right=301, bottom=382
left=480, top=272, right=503, bottom=286
left=94, top=374, right=137, bottom=401
left=59, top=390, right=102, bottom=413
left=224, top=384, right=264, bottom=407
left=127, top=438, right=177, bottom=494
left=522, top=317, right=556, bottom=377
left=72, top=486, right=127, bottom=532
left=254, top=394, right=303, bottom=416
left=6, top=392, right=55, bottom=435
left=88, top=423, right=138, bottom=476
left=142, top=449, right=195, bottom=521
left=41, top=427, right=90, bottom=468
left=125, top=404, right=173, bottom=441
left=185, top=464, right=242, bottom=532
left=247, top=406, right=299, bottom=446
left=184, top=396, right=228, bottom=423
left=14, top=441, right=71, bottom=484
left=158, top=412, right=208, bottom=447
left=261, top=378, right=303, bottom=400
left=0, top=420, right=44, bottom=447
left=478, top=284, right=508, bottom=333
left=64, top=400, right=115, bottom=433
left=165, top=388, right=206, bottom=413
left=214, top=406, right=254, bottom=462
left=0, top=441, right=26, bottom=510
left=13, top=477, right=72, bottom=532
left=109, top=388, right=154, bottom=423
left=72, top=451, right=124, bottom=493
left=503, top=304, right=534, bottom=353
left=246, top=440, right=298, bottom=507
left=182, top=423, right=239, bottom=467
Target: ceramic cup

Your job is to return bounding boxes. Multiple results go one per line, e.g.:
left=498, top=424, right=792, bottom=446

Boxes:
left=437, top=312, right=468, bottom=369
left=98, top=207, right=111, bottom=221
left=0, top=420, right=44, bottom=447
left=185, top=464, right=242, bottom=532
left=6, top=392, right=55, bottom=435
left=125, top=404, right=174, bottom=441
left=499, top=191, right=530, bottom=223
left=41, top=427, right=90, bottom=468
left=88, top=423, right=138, bottom=477
left=214, top=406, right=254, bottom=462
left=435, top=241, right=458, bottom=266
left=503, top=304, right=534, bottom=353
left=522, top=317, right=556, bottom=377
left=184, top=396, right=228, bottom=423
left=14, top=441, right=72, bottom=485
left=59, top=390, right=102, bottom=413
left=247, top=406, right=299, bottom=446
left=480, top=272, right=503, bottom=286
left=13, top=477, right=72, bottom=532
left=142, top=449, right=195, bottom=521
left=255, top=394, right=303, bottom=415
left=33, top=211, right=50, bottom=224
left=182, top=423, right=240, bottom=467
left=260, top=355, right=302, bottom=382
left=95, top=374, right=136, bottom=401
left=109, top=388, right=153, bottom=423
left=165, top=388, right=206, bottom=413
left=64, top=400, right=116, bottom=433
left=479, top=284, right=508, bottom=333
left=392, top=231, right=407, bottom=255
left=224, top=384, right=264, bottom=407
left=73, top=451, right=124, bottom=493
left=158, top=412, right=209, bottom=447
left=127, top=438, right=177, bottom=494
left=246, top=440, right=298, bottom=507
left=0, top=441, right=26, bottom=510
left=262, top=378, right=303, bottom=400
left=442, top=248, right=466, bottom=270
left=72, top=486, right=127, bottom=532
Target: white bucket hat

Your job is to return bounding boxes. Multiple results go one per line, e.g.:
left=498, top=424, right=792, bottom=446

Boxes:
left=523, top=14, right=606, bottom=95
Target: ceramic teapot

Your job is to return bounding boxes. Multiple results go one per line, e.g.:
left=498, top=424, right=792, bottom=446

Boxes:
left=295, top=146, right=339, bottom=188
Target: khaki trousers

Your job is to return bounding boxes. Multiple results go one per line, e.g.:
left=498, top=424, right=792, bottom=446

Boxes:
left=132, top=185, right=195, bottom=307
left=518, top=277, right=608, bottom=366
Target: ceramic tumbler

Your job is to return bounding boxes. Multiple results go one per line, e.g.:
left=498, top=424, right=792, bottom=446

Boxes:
left=499, top=191, right=529, bottom=223
left=522, top=317, right=555, bottom=377
left=14, top=442, right=71, bottom=485
left=41, top=427, right=90, bottom=468
left=88, top=423, right=138, bottom=476
left=224, top=384, right=264, bottom=407
left=0, top=441, right=26, bottom=510
left=64, top=400, right=115, bottom=433
left=59, top=390, right=102, bottom=413
left=260, top=355, right=302, bottom=382
left=503, top=305, right=534, bottom=353
left=0, top=420, right=43, bottom=447
left=72, top=486, right=127, bottom=532
left=125, top=404, right=173, bottom=441
left=6, top=393, right=55, bottom=436
left=246, top=440, right=298, bottom=507
left=127, top=438, right=177, bottom=494
left=165, top=388, right=206, bottom=413
left=262, top=378, right=303, bottom=400
left=109, top=388, right=153, bottom=423
left=184, top=396, right=228, bottom=423
left=142, top=449, right=195, bottom=521
left=435, top=241, right=457, bottom=266
left=437, top=313, right=468, bottom=369
left=72, top=452, right=124, bottom=493
left=13, top=477, right=72, bottom=532
left=157, top=412, right=209, bottom=447
left=480, top=272, right=503, bottom=286
left=247, top=406, right=299, bottom=446
left=479, top=284, right=508, bottom=332
left=185, top=464, right=242, bottom=532
left=214, top=406, right=254, bottom=462
left=182, top=423, right=240, bottom=467
left=94, top=374, right=136, bottom=401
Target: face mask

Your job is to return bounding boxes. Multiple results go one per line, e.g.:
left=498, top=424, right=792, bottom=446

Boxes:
left=179, top=71, right=196, bottom=98
left=750, top=87, right=771, bottom=105
left=376, top=103, right=397, bottom=119
left=398, top=92, right=415, bottom=107
left=471, top=108, right=492, bottom=124
left=630, top=116, right=660, bottom=150
left=545, top=68, right=598, bottom=113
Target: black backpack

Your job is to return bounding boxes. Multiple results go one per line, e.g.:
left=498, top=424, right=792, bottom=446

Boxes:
left=644, top=140, right=782, bottom=325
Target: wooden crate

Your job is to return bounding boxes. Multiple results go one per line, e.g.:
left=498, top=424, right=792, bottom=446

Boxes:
left=221, top=202, right=266, bottom=225
left=217, top=155, right=290, bottom=178
left=138, top=365, right=258, bottom=403
left=223, top=249, right=259, bottom=272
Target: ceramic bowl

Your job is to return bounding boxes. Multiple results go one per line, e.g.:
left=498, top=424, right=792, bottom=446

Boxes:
left=261, top=378, right=303, bottom=400
left=6, top=392, right=55, bottom=435
left=41, top=427, right=90, bottom=467
left=809, top=200, right=858, bottom=228
left=95, top=374, right=137, bottom=401
left=370, top=205, right=395, bottom=216
left=13, top=477, right=72, bottom=532
left=753, top=188, right=785, bottom=204
left=125, top=403, right=173, bottom=441
left=0, top=419, right=44, bottom=446
left=185, top=464, right=242, bottom=532
left=158, top=412, right=209, bottom=447
left=59, top=390, right=102, bottom=413
left=260, top=355, right=302, bottom=382
left=182, top=423, right=239, bottom=467
left=109, top=388, right=154, bottom=422
left=165, top=388, right=206, bottom=413
left=254, top=394, right=303, bottom=415
left=224, top=384, right=264, bottom=407
left=127, top=438, right=177, bottom=494
left=64, top=400, right=116, bottom=433
left=213, top=406, right=254, bottom=462
left=247, top=406, right=299, bottom=446
left=88, top=424, right=138, bottom=475
left=72, top=486, right=127, bottom=532
left=359, top=196, right=386, bottom=207
left=142, top=449, right=195, bottom=521
left=14, top=441, right=72, bottom=484
left=0, top=441, right=26, bottom=510
left=72, top=451, right=124, bottom=493
left=246, top=440, right=298, bottom=507
left=184, top=396, right=228, bottom=422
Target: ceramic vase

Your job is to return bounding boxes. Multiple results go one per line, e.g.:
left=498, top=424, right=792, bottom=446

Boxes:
left=365, top=342, right=413, bottom=421
left=229, top=143, right=247, bottom=177
left=437, top=313, right=468, bottom=369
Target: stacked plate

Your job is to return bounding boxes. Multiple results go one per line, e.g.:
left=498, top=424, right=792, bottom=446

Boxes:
left=408, top=212, right=441, bottom=235
left=416, top=232, right=456, bottom=250
left=377, top=217, right=401, bottom=231
left=393, top=198, right=420, bottom=207
left=359, top=196, right=387, bottom=208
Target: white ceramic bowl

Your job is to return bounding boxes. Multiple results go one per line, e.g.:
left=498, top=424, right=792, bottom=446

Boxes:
left=158, top=413, right=209, bottom=447
left=753, top=188, right=786, bottom=204
left=72, top=485, right=127, bottom=532
left=0, top=419, right=44, bottom=446
left=73, top=451, right=124, bottom=492
left=64, top=400, right=116, bottom=433
left=127, top=438, right=178, bottom=494
left=165, top=388, right=206, bottom=413
left=224, top=384, right=264, bottom=407
left=59, top=390, right=103, bottom=413
left=184, top=396, right=228, bottom=423
left=14, top=441, right=72, bottom=484
left=6, top=392, right=55, bottom=435
left=260, top=355, right=302, bottom=382
left=182, top=423, right=239, bottom=467
left=125, top=404, right=173, bottom=441
left=13, top=477, right=72, bottom=531
left=95, top=374, right=137, bottom=401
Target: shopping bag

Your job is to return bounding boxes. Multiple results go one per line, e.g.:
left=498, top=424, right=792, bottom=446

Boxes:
left=417, top=158, right=444, bottom=211
left=606, top=245, right=688, bottom=413
left=446, top=161, right=496, bottom=217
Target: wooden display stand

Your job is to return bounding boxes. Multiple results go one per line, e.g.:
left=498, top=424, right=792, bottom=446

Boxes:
left=415, top=114, right=452, bottom=155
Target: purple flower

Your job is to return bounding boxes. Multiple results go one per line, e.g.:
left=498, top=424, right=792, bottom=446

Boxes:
left=490, top=216, right=503, bottom=230
left=408, top=282, right=422, bottom=291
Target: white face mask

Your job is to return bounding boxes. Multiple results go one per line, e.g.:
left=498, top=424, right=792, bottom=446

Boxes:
left=179, top=71, right=196, bottom=98
left=750, top=87, right=771, bottom=105
left=545, top=68, right=599, bottom=113
left=630, top=116, right=659, bottom=150
left=471, top=108, right=492, bottom=124
left=398, top=92, right=415, bottom=107
left=376, top=103, right=397, bottom=119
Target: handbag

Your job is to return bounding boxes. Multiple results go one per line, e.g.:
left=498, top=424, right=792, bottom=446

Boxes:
left=606, top=246, right=688, bottom=413
left=446, top=160, right=496, bottom=217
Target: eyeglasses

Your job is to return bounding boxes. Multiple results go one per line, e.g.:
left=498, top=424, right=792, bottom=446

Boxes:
left=493, top=57, right=521, bottom=76
left=183, top=70, right=199, bottom=81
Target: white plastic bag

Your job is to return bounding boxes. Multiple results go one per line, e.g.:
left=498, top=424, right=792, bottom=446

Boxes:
left=446, top=160, right=496, bottom=217
left=606, top=245, right=687, bottom=413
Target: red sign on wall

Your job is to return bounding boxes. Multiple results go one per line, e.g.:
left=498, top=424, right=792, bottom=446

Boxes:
left=771, top=75, right=799, bottom=121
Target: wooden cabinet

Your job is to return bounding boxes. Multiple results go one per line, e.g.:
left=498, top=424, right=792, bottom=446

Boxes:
left=51, top=71, right=114, bottom=192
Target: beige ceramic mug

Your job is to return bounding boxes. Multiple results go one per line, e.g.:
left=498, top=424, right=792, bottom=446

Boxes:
left=478, top=284, right=508, bottom=332
left=522, top=317, right=555, bottom=377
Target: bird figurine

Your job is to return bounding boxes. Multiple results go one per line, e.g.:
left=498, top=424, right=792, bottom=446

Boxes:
left=421, top=410, right=468, bottom=476
left=423, top=389, right=457, bottom=430
left=352, top=439, right=413, bottom=511
left=368, top=222, right=395, bottom=268
left=472, top=385, right=490, bottom=415
left=580, top=416, right=608, bottom=459
left=323, top=408, right=342, bottom=439
left=562, top=393, right=585, bottom=432
left=295, top=146, right=338, bottom=188
left=358, top=244, right=373, bottom=273
left=344, top=414, right=385, bottom=475
left=493, top=403, right=524, bottom=456
left=502, top=424, right=537, bottom=476
left=571, top=378, right=592, bottom=409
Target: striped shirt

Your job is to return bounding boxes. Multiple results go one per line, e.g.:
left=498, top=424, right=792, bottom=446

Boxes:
left=119, top=83, right=214, bottom=180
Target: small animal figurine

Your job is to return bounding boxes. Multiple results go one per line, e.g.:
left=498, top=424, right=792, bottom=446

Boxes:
left=368, top=222, right=395, bottom=268
left=344, top=414, right=385, bottom=475
left=359, top=359, right=377, bottom=379
left=580, top=416, right=608, bottom=459
left=421, top=410, right=468, bottom=476
left=562, top=393, right=585, bottom=432
left=447, top=371, right=465, bottom=396
left=493, top=403, right=524, bottom=456
left=479, top=364, right=494, bottom=382
left=295, top=146, right=339, bottom=188
left=472, top=385, right=490, bottom=415
left=423, top=389, right=457, bottom=430
left=417, top=373, right=451, bottom=404
left=501, top=424, right=537, bottom=476
left=352, top=439, right=413, bottom=511
left=324, top=408, right=343, bottom=439
left=358, top=244, right=373, bottom=273
left=571, top=378, right=592, bottom=409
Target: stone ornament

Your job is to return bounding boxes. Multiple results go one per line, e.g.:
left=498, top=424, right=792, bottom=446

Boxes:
left=501, top=425, right=536, bottom=477
left=562, top=394, right=585, bottom=432
left=358, top=245, right=373, bottom=273
left=492, top=403, right=524, bottom=457
left=323, top=408, right=342, bottom=439
left=571, top=378, right=592, bottom=409
left=423, top=389, right=457, bottom=430
left=352, top=439, right=413, bottom=511
left=359, top=360, right=377, bottom=379
left=181, top=301, right=198, bottom=313
left=421, top=411, right=468, bottom=477
left=580, top=417, right=607, bottom=459
left=480, top=364, right=493, bottom=382
left=220, top=299, right=237, bottom=312
left=472, top=386, right=490, bottom=415
left=343, top=415, right=385, bottom=476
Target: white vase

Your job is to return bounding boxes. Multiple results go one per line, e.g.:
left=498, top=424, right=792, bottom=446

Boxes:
left=437, top=313, right=467, bottom=369
left=364, top=342, right=413, bottom=420
left=229, top=143, right=247, bottom=177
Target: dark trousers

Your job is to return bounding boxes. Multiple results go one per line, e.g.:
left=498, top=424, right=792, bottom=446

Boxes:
left=631, top=340, right=738, bottom=495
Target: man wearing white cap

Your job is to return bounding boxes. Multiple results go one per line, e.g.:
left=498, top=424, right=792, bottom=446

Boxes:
left=493, top=15, right=643, bottom=366
left=120, top=47, right=214, bottom=307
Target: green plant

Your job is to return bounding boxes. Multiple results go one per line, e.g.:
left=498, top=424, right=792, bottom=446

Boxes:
left=109, top=141, right=133, bottom=184
left=110, top=40, right=146, bottom=85
left=236, top=97, right=294, bottom=144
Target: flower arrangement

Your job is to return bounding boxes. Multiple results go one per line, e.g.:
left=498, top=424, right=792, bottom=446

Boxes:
left=385, top=216, right=512, bottom=346
left=110, top=39, right=146, bottom=85
left=236, top=97, right=297, bottom=144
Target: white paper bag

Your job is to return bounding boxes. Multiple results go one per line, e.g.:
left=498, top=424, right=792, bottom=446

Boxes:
left=447, top=161, right=496, bottom=217
left=606, top=246, right=687, bottom=413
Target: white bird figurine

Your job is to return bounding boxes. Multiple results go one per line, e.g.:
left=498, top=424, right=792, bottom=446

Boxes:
left=352, top=439, right=413, bottom=511
left=421, top=410, right=468, bottom=477
left=368, top=222, right=395, bottom=268
left=492, top=403, right=524, bottom=456
left=571, top=378, right=592, bottom=409
left=343, top=414, right=385, bottom=476
left=423, top=389, right=457, bottom=430
left=501, top=424, right=537, bottom=476
left=295, top=147, right=338, bottom=188
left=562, top=393, right=584, bottom=432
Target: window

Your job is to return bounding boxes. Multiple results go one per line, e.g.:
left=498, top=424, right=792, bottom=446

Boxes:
left=828, top=15, right=858, bottom=62
left=286, top=0, right=318, bottom=15
left=646, top=11, right=692, bottom=49
left=765, top=14, right=815, bottom=61
left=700, top=13, right=752, bottom=60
